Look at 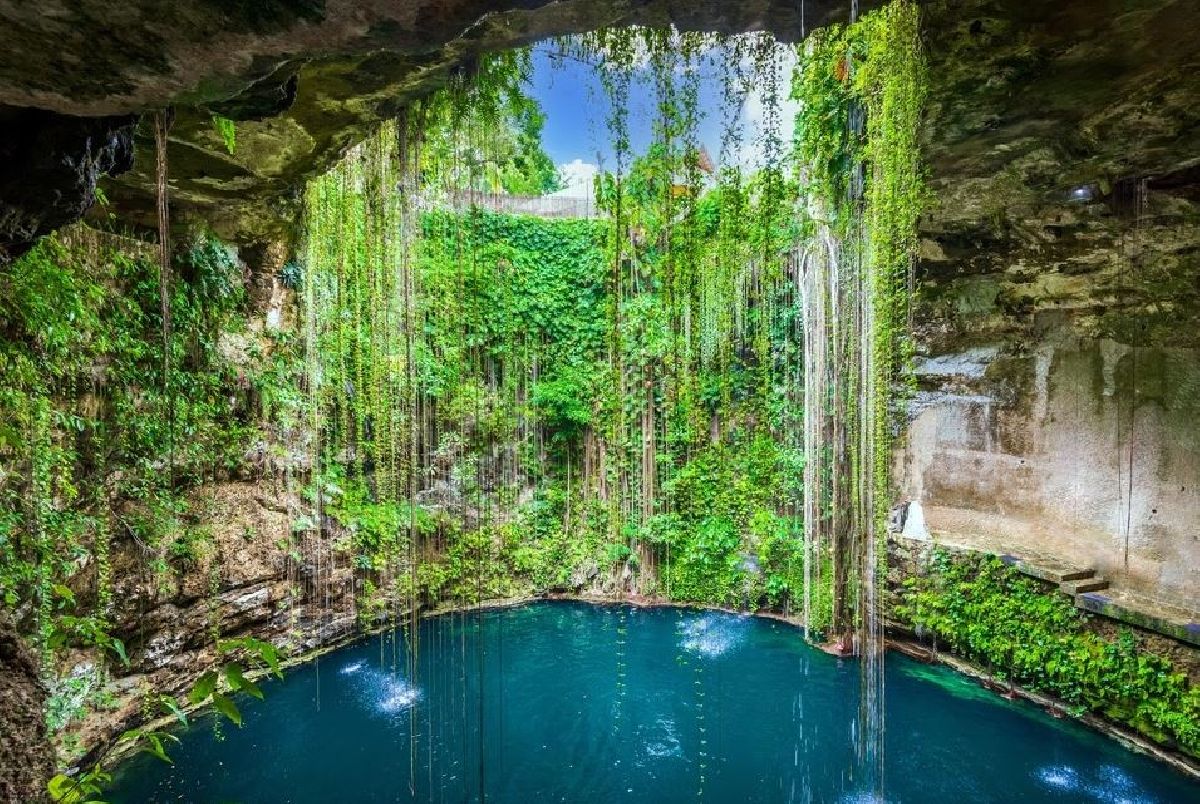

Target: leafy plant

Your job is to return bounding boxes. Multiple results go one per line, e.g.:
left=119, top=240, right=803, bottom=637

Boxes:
left=210, top=114, right=236, bottom=155
left=898, top=551, right=1200, bottom=757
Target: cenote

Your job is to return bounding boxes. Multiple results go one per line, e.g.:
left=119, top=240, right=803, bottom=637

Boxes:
left=107, top=602, right=1197, bottom=803
left=3, top=1, right=1200, bottom=802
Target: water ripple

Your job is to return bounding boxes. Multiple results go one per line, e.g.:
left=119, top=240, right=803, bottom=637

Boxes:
left=679, top=614, right=749, bottom=657
left=1035, top=764, right=1156, bottom=803
left=342, top=663, right=422, bottom=716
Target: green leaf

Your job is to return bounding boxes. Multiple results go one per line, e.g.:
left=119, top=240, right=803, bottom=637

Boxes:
left=159, top=696, right=189, bottom=727
left=257, top=642, right=282, bottom=678
left=109, top=637, right=129, bottom=668
left=143, top=733, right=176, bottom=765
left=210, top=114, right=236, bottom=155
left=211, top=691, right=243, bottom=726
left=48, top=774, right=82, bottom=803
left=117, top=728, right=144, bottom=745
left=52, top=583, right=77, bottom=607
left=188, top=670, right=218, bottom=705
left=223, top=662, right=264, bottom=699
left=47, top=627, right=69, bottom=650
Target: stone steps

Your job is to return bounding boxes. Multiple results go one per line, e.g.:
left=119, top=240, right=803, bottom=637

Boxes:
left=1060, top=576, right=1110, bottom=595
left=994, top=550, right=1200, bottom=646
left=998, top=553, right=1096, bottom=584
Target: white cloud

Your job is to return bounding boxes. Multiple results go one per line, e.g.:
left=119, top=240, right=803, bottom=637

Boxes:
left=552, top=158, right=599, bottom=198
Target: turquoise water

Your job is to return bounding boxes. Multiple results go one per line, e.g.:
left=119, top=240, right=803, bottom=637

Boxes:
left=109, top=601, right=1198, bottom=803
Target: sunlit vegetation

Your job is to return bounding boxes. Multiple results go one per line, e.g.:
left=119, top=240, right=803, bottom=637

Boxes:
left=0, top=226, right=299, bottom=797
left=4, top=3, right=928, bottom=791
left=899, top=552, right=1200, bottom=757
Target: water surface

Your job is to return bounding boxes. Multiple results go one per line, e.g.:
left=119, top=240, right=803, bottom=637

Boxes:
left=109, top=601, right=1199, bottom=803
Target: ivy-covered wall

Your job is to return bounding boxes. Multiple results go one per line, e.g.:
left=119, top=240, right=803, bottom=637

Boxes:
left=0, top=223, right=309, bottom=773
left=307, top=205, right=802, bottom=615
left=894, top=546, right=1200, bottom=760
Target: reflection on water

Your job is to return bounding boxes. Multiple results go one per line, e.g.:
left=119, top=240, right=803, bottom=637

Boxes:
left=1036, top=763, right=1158, bottom=803
left=108, top=602, right=1199, bottom=804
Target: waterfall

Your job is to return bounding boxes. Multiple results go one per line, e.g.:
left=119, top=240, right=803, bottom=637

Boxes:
left=794, top=2, right=926, bottom=795
left=798, top=187, right=890, bottom=796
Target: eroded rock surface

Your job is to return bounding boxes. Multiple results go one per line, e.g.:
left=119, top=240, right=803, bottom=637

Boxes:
left=0, top=616, right=55, bottom=802
left=0, top=0, right=853, bottom=245
left=0, top=109, right=135, bottom=262
left=902, top=0, right=1200, bottom=604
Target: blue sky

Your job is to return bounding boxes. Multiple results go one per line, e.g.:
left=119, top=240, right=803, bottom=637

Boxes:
left=524, top=40, right=798, bottom=196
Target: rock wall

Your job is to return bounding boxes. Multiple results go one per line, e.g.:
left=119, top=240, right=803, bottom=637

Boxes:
left=901, top=0, right=1200, bottom=607
left=0, top=0, right=855, bottom=248
left=37, top=235, right=367, bottom=762
left=899, top=339, right=1200, bottom=601
left=0, top=109, right=136, bottom=262
left=1, top=616, right=55, bottom=802
left=59, top=481, right=360, bottom=760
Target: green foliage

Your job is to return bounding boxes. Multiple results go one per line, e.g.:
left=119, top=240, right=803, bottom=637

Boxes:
left=790, top=0, right=926, bottom=634
left=279, top=260, right=302, bottom=290
left=652, top=438, right=792, bottom=605
left=0, top=228, right=281, bottom=637
left=417, top=210, right=609, bottom=423
left=210, top=114, right=236, bottom=155
left=48, top=768, right=110, bottom=804
left=665, top=516, right=742, bottom=604
left=418, top=50, right=560, bottom=195
left=47, top=634, right=282, bottom=803
left=0, top=226, right=302, bottom=798
left=898, top=552, right=1200, bottom=757
left=301, top=19, right=815, bottom=616
left=530, top=367, right=593, bottom=445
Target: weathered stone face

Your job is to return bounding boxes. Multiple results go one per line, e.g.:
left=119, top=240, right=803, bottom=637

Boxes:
left=902, top=0, right=1200, bottom=604
left=0, top=109, right=136, bottom=262
left=918, top=0, right=1200, bottom=350
left=0, top=615, right=55, bottom=802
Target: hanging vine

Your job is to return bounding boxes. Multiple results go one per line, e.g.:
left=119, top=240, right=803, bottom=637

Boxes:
left=792, top=0, right=926, bottom=792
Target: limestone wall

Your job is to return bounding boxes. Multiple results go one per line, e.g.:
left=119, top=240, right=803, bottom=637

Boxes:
left=899, top=340, right=1200, bottom=602
left=898, top=0, right=1200, bottom=610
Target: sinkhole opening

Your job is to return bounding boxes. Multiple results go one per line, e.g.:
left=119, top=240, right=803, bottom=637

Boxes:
left=5, top=2, right=1198, bottom=802
left=290, top=22, right=919, bottom=791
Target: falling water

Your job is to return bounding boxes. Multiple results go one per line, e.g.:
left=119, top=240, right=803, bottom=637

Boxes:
left=795, top=3, right=926, bottom=795
left=798, top=201, right=888, bottom=795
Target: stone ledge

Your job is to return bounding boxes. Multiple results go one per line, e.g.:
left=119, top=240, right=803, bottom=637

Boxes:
left=1076, top=590, right=1200, bottom=648
left=997, top=553, right=1094, bottom=584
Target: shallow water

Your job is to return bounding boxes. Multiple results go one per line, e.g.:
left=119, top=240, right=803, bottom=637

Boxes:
left=109, top=601, right=1199, bottom=803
